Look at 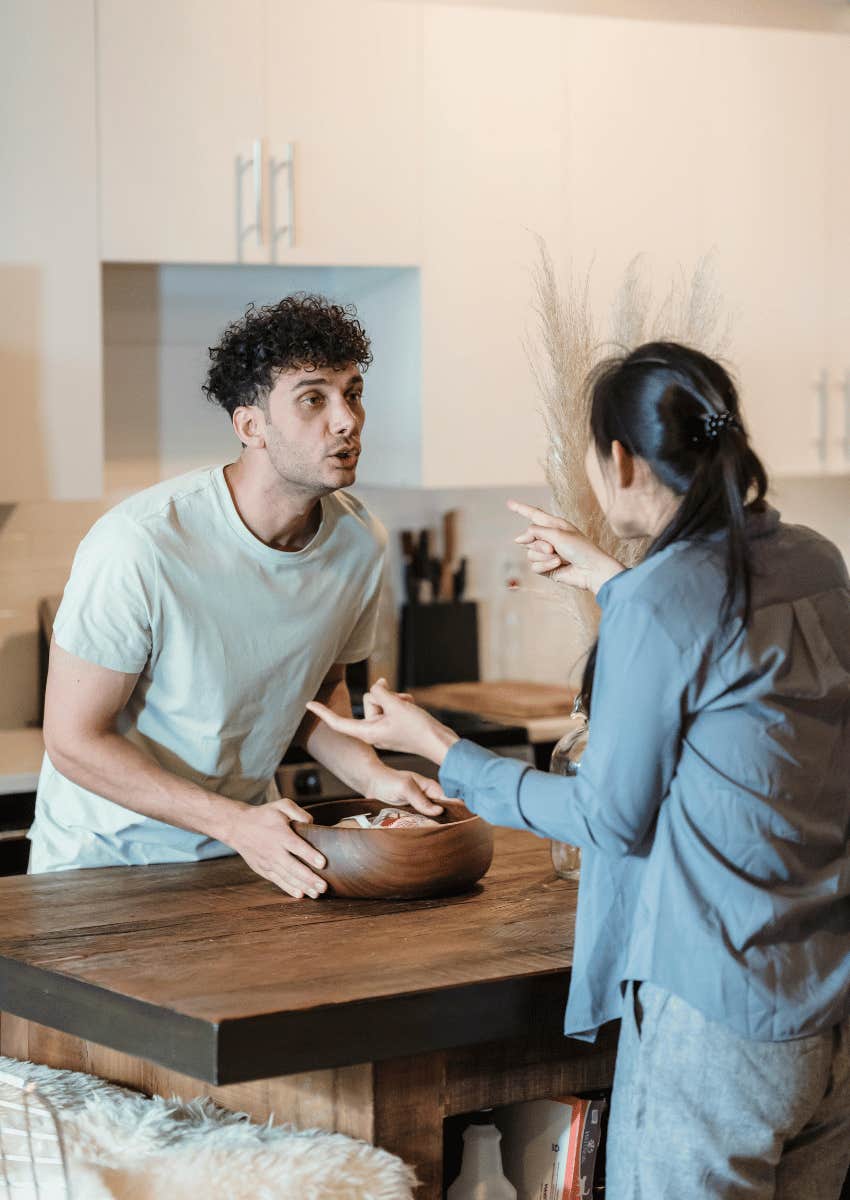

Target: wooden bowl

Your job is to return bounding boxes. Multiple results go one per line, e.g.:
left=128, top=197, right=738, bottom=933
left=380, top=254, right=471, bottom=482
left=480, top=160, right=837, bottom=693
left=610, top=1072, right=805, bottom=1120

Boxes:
left=293, top=799, right=494, bottom=900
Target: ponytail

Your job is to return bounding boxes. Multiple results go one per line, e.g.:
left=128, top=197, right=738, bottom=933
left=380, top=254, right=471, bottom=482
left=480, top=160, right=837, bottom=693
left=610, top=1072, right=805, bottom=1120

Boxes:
left=580, top=342, right=768, bottom=715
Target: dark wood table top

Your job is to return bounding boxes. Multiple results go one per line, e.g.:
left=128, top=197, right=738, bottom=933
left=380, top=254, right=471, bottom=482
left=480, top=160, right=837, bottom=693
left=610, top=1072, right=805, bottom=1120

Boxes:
left=0, top=830, right=577, bottom=1084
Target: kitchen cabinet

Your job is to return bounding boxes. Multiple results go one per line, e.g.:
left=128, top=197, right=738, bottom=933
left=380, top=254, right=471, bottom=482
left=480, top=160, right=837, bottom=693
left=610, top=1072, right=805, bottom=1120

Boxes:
left=98, top=0, right=421, bottom=266
left=0, top=0, right=103, bottom=501
left=561, top=16, right=831, bottom=480
left=98, top=0, right=267, bottom=265
left=264, top=1, right=421, bottom=267
left=826, top=36, right=850, bottom=475
left=418, top=4, right=568, bottom=487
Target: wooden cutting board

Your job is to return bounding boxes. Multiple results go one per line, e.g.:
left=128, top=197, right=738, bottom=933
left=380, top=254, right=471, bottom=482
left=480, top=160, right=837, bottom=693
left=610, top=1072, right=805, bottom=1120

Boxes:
left=412, top=680, right=576, bottom=720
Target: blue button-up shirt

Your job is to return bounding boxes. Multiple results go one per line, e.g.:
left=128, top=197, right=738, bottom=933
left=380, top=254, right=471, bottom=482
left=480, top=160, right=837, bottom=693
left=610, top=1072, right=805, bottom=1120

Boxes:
left=440, top=509, right=850, bottom=1042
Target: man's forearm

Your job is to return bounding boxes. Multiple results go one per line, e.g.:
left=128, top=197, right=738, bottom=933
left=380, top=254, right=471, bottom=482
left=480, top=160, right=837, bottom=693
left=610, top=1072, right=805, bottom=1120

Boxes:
left=47, top=730, right=247, bottom=846
left=298, top=677, right=385, bottom=796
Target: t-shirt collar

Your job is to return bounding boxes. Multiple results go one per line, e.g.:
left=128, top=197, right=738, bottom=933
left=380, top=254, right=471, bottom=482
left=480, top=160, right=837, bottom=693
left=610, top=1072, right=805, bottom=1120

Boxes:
left=211, top=465, right=331, bottom=565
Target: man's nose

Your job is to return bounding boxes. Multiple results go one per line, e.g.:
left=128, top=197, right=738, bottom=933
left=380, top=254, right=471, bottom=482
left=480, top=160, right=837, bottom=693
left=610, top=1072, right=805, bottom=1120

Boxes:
left=329, top=397, right=358, bottom=435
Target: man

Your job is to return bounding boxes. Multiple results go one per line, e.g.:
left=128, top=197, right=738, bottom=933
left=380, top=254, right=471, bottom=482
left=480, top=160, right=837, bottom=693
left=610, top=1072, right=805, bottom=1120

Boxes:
left=29, top=293, right=444, bottom=898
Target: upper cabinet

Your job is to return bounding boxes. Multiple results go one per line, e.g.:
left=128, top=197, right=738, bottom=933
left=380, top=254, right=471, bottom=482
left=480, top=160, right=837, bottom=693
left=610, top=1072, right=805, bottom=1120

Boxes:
left=826, top=36, right=850, bottom=475
left=418, top=4, right=568, bottom=488
left=561, top=17, right=832, bottom=480
left=89, top=2, right=850, bottom=489
left=98, top=0, right=421, bottom=266
left=98, top=0, right=266, bottom=265
left=0, top=0, right=103, bottom=501
left=264, top=1, right=421, bottom=267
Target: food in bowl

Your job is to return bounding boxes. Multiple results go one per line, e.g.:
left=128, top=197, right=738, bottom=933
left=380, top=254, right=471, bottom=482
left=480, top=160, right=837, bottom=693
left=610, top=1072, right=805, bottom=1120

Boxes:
left=334, top=808, right=440, bottom=830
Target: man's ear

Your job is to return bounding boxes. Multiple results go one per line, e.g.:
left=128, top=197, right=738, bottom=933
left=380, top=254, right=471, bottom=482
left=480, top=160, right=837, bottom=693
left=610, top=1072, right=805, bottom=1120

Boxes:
left=610, top=439, right=636, bottom=490
left=232, top=404, right=267, bottom=449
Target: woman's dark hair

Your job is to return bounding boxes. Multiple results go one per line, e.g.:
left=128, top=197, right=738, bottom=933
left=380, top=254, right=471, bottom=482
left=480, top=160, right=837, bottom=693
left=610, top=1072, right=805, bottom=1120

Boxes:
left=203, top=293, right=373, bottom=417
left=580, top=341, right=769, bottom=713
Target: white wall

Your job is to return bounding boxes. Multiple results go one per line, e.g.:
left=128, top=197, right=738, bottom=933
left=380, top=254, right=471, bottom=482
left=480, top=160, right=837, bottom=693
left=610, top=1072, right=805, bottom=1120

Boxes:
left=103, top=264, right=421, bottom=490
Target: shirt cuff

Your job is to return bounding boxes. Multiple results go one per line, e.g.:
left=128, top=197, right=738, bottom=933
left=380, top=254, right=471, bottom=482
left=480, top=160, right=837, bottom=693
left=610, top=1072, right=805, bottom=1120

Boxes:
left=439, top=738, right=536, bottom=832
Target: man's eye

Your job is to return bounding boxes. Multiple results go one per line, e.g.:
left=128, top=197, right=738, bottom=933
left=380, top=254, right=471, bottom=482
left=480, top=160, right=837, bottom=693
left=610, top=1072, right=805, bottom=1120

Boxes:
left=302, top=394, right=324, bottom=407
left=349, top=392, right=364, bottom=407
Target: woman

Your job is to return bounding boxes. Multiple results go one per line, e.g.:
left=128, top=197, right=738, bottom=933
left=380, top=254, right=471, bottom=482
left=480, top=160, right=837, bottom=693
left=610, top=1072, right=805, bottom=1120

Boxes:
left=308, top=342, right=850, bottom=1200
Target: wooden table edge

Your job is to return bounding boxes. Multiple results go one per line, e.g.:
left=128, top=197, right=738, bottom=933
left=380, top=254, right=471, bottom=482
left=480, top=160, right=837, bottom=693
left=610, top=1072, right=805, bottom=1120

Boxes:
left=0, top=954, right=574, bottom=1086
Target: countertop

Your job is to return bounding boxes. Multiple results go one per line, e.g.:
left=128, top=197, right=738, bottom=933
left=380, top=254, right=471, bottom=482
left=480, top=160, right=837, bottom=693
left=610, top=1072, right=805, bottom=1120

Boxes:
left=0, top=828, right=576, bottom=1085
left=0, top=728, right=44, bottom=795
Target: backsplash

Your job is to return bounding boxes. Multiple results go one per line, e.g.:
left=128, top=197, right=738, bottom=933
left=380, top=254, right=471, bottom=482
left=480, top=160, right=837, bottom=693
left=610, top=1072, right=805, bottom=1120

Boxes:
left=1, top=473, right=848, bottom=729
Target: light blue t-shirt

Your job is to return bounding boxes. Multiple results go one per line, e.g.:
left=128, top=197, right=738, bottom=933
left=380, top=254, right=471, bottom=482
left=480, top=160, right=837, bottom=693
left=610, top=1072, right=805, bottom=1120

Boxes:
left=441, top=508, right=850, bottom=1043
left=29, top=467, right=386, bottom=872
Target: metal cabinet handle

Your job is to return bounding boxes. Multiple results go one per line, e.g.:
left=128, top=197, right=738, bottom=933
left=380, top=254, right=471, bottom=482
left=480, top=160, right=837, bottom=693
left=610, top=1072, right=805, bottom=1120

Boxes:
left=270, top=142, right=295, bottom=256
left=253, top=137, right=263, bottom=246
left=236, top=139, right=265, bottom=253
left=813, top=368, right=829, bottom=467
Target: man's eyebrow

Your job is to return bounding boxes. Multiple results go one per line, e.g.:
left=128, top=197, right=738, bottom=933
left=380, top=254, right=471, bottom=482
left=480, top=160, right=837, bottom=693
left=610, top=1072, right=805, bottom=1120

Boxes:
left=292, top=377, right=329, bottom=390
left=291, top=373, right=363, bottom=391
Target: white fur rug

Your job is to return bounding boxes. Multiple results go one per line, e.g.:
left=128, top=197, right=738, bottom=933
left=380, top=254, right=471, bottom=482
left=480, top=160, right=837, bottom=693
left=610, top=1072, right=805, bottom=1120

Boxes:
left=0, top=1056, right=418, bottom=1199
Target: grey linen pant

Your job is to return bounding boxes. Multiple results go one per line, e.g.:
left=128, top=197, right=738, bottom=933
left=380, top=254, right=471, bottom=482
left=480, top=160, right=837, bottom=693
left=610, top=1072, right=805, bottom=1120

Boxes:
left=606, top=981, right=850, bottom=1200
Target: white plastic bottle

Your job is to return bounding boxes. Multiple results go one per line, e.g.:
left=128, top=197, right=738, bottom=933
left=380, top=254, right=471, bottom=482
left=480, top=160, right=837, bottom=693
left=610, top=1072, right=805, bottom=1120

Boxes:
left=447, top=1123, right=517, bottom=1200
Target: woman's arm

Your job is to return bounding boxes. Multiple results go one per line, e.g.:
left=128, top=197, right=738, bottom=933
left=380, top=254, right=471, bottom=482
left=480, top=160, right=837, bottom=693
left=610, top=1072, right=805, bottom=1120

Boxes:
left=443, top=598, right=688, bottom=855
left=308, top=597, right=689, bottom=857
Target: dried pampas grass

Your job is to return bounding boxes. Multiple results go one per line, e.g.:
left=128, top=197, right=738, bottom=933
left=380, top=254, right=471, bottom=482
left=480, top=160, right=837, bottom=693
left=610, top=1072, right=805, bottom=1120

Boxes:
left=526, top=237, right=732, bottom=649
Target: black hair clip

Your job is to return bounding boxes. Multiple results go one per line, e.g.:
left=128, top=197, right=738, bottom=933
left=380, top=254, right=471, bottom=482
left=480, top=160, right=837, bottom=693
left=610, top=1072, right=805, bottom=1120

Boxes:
left=693, top=411, right=741, bottom=444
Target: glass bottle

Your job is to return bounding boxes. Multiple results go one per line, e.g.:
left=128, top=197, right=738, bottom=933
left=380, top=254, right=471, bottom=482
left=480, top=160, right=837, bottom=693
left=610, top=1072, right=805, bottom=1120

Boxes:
left=447, top=1123, right=517, bottom=1200
left=549, top=693, right=588, bottom=879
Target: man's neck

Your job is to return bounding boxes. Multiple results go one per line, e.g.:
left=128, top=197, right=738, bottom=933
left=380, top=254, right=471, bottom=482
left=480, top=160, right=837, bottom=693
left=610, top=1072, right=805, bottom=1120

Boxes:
left=223, top=458, right=324, bottom=552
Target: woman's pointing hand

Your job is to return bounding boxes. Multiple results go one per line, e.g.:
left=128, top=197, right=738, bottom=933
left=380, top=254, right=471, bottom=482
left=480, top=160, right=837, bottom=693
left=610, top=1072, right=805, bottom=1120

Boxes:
left=508, top=500, right=624, bottom=596
left=306, top=679, right=459, bottom=766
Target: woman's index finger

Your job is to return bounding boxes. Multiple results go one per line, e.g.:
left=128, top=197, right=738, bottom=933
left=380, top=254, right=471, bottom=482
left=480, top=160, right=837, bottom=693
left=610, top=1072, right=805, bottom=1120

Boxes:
left=507, top=499, right=563, bottom=528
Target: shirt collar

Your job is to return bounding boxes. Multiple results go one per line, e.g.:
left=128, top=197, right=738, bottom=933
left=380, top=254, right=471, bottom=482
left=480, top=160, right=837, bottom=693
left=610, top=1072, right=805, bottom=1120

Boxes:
left=596, top=504, right=781, bottom=607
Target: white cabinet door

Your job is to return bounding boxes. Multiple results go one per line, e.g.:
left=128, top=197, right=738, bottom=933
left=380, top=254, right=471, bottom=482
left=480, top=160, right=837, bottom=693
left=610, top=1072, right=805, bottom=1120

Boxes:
left=562, top=17, right=829, bottom=479
left=264, top=0, right=421, bottom=266
left=98, top=0, right=265, bottom=263
left=827, top=36, right=850, bottom=476
left=420, top=5, right=568, bottom=488
left=0, top=0, right=103, bottom=500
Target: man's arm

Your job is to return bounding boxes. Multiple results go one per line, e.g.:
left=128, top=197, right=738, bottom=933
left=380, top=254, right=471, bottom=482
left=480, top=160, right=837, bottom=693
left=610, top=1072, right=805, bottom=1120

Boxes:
left=295, top=664, right=445, bottom=813
left=43, top=641, right=328, bottom=899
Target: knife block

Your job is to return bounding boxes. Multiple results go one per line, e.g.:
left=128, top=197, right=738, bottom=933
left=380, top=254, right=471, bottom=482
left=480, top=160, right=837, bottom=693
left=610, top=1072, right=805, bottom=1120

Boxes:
left=398, top=601, right=480, bottom=690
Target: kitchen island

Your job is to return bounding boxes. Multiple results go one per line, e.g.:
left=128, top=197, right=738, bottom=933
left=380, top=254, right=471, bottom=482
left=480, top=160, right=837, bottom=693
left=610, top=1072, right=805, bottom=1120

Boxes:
left=0, top=828, right=616, bottom=1196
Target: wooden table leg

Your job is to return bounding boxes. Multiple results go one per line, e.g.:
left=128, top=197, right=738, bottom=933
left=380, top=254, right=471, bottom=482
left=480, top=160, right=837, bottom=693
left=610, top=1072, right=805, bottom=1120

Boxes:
left=374, top=1052, right=447, bottom=1199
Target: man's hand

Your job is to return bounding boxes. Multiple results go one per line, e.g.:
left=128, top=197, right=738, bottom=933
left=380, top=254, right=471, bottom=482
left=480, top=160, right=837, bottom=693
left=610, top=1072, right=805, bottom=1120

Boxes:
left=307, top=679, right=460, bottom=766
left=224, top=797, right=329, bottom=901
left=367, top=764, right=448, bottom=817
left=508, top=499, right=624, bottom=596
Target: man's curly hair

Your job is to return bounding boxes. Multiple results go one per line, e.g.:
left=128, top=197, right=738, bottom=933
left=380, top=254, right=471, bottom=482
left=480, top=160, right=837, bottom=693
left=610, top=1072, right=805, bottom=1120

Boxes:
left=203, top=293, right=373, bottom=417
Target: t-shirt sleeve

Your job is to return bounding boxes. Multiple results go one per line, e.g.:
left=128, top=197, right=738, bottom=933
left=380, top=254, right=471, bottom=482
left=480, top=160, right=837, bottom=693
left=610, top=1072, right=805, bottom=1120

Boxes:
left=337, top=562, right=384, bottom=664
left=52, top=514, right=155, bottom=674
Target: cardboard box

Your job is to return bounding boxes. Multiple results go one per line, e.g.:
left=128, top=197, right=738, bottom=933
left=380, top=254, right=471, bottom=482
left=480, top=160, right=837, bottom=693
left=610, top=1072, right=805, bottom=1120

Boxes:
left=495, top=1096, right=588, bottom=1199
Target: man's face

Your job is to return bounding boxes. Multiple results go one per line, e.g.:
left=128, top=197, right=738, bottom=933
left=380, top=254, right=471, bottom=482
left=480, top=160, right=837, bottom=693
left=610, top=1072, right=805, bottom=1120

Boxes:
left=260, top=364, right=365, bottom=493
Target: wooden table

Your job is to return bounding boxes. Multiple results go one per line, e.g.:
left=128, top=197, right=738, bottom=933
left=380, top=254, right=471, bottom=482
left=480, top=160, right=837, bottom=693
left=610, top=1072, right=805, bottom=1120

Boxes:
left=0, top=829, right=616, bottom=1197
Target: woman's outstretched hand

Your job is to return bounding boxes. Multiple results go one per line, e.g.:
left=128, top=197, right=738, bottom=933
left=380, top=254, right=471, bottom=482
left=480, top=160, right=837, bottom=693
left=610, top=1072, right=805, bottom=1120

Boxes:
left=508, top=500, right=625, bottom=596
left=306, top=679, right=460, bottom=766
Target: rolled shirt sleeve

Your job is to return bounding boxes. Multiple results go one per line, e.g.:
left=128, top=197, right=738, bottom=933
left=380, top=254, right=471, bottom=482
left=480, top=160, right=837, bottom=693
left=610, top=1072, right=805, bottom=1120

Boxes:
left=439, top=595, right=691, bottom=857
